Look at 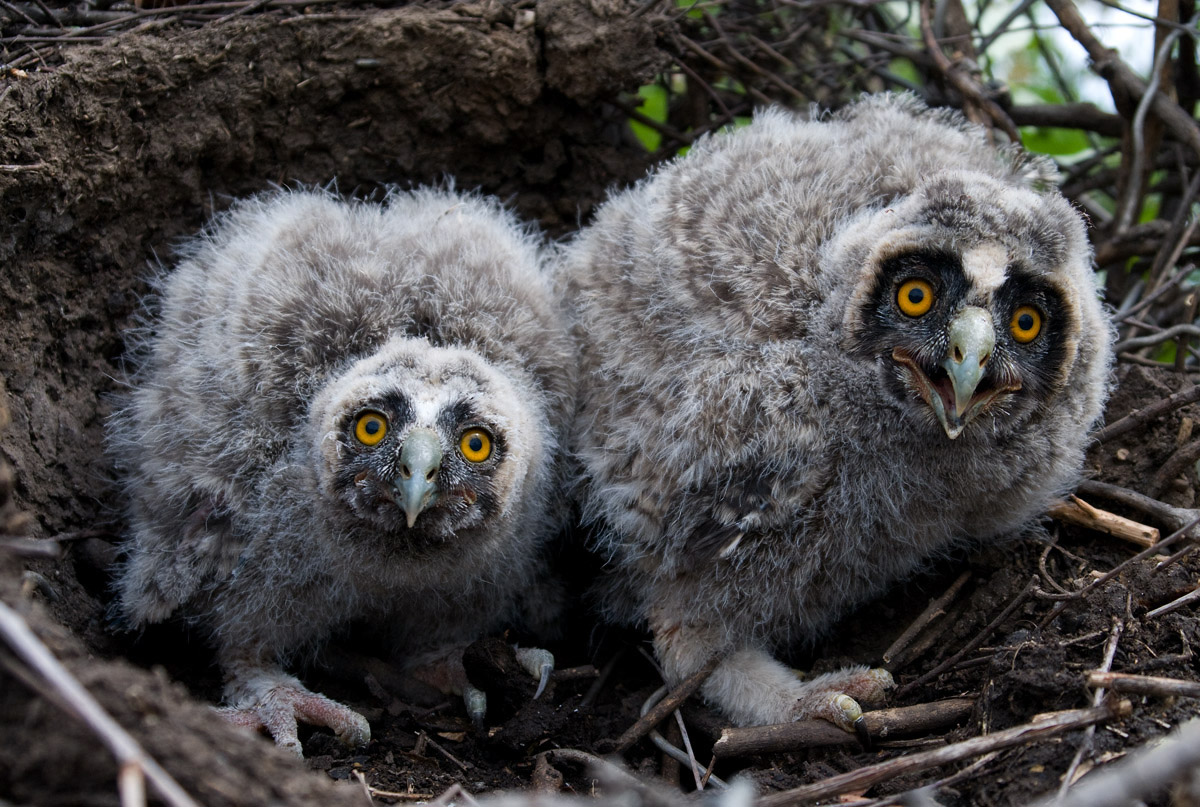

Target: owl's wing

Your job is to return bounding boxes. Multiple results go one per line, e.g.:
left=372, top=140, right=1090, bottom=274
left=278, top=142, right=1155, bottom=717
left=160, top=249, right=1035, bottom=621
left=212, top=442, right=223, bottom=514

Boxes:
left=116, top=490, right=246, bottom=627
left=679, top=462, right=778, bottom=564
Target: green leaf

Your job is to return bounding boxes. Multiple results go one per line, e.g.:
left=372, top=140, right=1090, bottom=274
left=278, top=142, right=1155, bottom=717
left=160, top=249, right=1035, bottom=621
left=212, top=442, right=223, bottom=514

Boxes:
left=629, top=84, right=669, bottom=153
left=1020, top=125, right=1089, bottom=157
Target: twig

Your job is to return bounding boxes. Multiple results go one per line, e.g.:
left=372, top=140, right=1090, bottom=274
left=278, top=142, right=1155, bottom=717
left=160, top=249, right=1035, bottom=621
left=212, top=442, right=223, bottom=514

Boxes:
left=0, top=601, right=200, bottom=807
left=1150, top=438, right=1200, bottom=498
left=416, top=731, right=470, bottom=772
left=1054, top=611, right=1125, bottom=802
left=1087, top=670, right=1200, bottom=698
left=1076, top=479, right=1200, bottom=536
left=1027, top=717, right=1200, bottom=807
left=1048, top=496, right=1159, bottom=548
left=898, top=576, right=1037, bottom=697
left=1092, top=385, right=1200, bottom=444
left=639, top=685, right=729, bottom=788
left=918, top=0, right=1020, bottom=141
left=612, top=655, right=719, bottom=753
left=0, top=535, right=63, bottom=559
left=427, top=785, right=479, bottom=807
left=351, top=770, right=373, bottom=804
left=756, top=699, right=1131, bottom=807
left=883, top=570, right=972, bottom=667
left=1038, top=513, right=1200, bottom=629
left=1113, top=323, right=1200, bottom=354
left=1045, top=0, right=1200, bottom=158
left=539, top=748, right=646, bottom=791
left=1145, top=582, right=1200, bottom=619
left=580, top=646, right=625, bottom=712
left=712, top=698, right=975, bottom=758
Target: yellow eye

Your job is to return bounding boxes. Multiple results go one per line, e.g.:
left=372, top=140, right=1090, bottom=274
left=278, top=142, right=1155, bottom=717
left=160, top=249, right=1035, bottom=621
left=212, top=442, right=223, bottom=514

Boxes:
left=354, top=412, right=388, bottom=446
left=1010, top=305, right=1042, bottom=343
left=897, top=278, right=934, bottom=317
left=459, top=429, right=492, bottom=463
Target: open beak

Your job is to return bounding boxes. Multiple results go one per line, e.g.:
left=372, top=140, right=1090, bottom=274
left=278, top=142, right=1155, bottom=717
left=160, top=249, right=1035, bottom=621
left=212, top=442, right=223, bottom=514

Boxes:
left=893, top=306, right=1021, bottom=440
left=392, top=427, right=442, bottom=527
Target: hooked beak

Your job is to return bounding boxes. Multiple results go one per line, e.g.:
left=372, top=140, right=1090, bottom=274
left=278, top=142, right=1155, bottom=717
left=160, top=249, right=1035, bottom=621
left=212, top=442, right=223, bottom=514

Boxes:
left=392, top=428, right=442, bottom=528
left=893, top=306, right=1021, bottom=440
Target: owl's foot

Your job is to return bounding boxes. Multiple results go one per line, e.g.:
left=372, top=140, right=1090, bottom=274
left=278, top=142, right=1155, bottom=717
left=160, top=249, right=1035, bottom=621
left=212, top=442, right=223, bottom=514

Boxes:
left=653, top=622, right=893, bottom=730
left=790, top=666, right=894, bottom=732
left=217, top=672, right=371, bottom=756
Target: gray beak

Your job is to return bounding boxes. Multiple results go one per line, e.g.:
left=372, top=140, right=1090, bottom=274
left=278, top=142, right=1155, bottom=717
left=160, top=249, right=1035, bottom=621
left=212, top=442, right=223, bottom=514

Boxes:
left=392, top=427, right=442, bottom=528
left=938, top=306, right=995, bottom=439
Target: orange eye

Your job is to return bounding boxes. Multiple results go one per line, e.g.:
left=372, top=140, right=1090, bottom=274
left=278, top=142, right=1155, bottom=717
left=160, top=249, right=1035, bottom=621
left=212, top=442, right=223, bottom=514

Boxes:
left=1010, top=305, right=1042, bottom=343
left=354, top=412, right=388, bottom=446
left=897, top=278, right=934, bottom=317
left=459, top=429, right=492, bottom=463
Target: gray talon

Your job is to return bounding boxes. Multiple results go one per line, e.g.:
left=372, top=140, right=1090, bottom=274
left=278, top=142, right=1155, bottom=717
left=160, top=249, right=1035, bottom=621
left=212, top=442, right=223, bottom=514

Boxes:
left=514, top=647, right=555, bottom=699
left=463, top=683, right=488, bottom=729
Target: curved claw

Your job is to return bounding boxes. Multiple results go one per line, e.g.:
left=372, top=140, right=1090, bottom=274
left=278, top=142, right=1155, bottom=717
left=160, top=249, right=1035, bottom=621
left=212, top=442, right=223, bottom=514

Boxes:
left=514, top=647, right=555, bottom=699
left=463, top=683, right=488, bottom=730
left=853, top=714, right=872, bottom=749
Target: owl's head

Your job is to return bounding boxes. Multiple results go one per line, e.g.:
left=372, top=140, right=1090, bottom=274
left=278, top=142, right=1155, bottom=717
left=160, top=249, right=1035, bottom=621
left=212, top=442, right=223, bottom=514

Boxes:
left=307, top=338, right=548, bottom=549
left=837, top=169, right=1110, bottom=440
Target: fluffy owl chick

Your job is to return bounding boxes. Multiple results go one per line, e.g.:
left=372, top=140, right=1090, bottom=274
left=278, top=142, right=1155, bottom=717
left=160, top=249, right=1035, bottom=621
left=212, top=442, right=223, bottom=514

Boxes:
left=110, top=187, right=576, bottom=754
left=563, top=93, right=1112, bottom=729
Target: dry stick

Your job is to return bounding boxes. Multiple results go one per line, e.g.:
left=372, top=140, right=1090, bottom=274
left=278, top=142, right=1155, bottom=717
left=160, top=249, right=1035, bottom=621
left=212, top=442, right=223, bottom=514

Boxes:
left=1087, top=670, right=1200, bottom=697
left=1046, top=0, right=1200, bottom=158
left=1038, top=513, right=1200, bottom=630
left=1114, top=323, right=1200, bottom=354
left=673, top=710, right=705, bottom=790
left=580, top=648, right=624, bottom=713
left=0, top=601, right=200, bottom=807
left=897, top=576, right=1037, bottom=698
left=918, top=0, right=1020, bottom=142
left=757, top=700, right=1131, bottom=807
left=1092, top=385, right=1200, bottom=444
left=1112, top=24, right=1186, bottom=237
left=612, top=655, right=720, bottom=753
left=1150, top=438, right=1200, bottom=498
left=1145, top=582, right=1200, bottom=618
left=1047, top=496, right=1159, bottom=548
left=859, top=751, right=1001, bottom=807
left=1146, top=165, right=1200, bottom=293
left=640, top=686, right=730, bottom=788
left=540, top=748, right=647, bottom=791
left=713, top=698, right=975, bottom=758
left=428, top=784, right=479, bottom=807
left=883, top=570, right=972, bottom=667
left=1008, top=103, right=1124, bottom=137
left=1027, top=717, right=1200, bottom=807
left=1076, top=479, right=1200, bottom=536
left=417, top=731, right=470, bottom=772
left=1055, top=611, right=1126, bottom=803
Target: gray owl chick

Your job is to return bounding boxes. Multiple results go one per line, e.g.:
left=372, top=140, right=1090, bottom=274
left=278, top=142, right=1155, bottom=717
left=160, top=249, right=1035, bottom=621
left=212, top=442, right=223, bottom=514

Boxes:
left=562, top=93, right=1112, bottom=730
left=110, top=187, right=576, bottom=754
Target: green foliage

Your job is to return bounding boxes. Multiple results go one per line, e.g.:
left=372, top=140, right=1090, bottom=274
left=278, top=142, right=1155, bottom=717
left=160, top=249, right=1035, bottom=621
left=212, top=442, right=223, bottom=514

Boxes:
left=1020, top=126, right=1090, bottom=157
left=630, top=84, right=669, bottom=153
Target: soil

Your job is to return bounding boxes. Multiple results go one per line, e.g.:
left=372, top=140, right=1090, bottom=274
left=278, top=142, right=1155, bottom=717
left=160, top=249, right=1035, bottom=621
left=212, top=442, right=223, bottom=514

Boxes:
left=3, top=4, right=1200, bottom=806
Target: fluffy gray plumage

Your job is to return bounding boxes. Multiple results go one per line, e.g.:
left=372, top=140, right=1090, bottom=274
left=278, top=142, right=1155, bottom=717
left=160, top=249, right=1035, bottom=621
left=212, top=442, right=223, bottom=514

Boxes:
left=110, top=186, right=576, bottom=753
left=562, top=93, right=1112, bottom=728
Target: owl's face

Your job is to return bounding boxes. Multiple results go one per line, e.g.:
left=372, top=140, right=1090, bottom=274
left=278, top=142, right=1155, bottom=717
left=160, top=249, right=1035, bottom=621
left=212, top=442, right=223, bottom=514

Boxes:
left=309, top=339, right=543, bottom=549
left=839, top=171, right=1091, bottom=440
